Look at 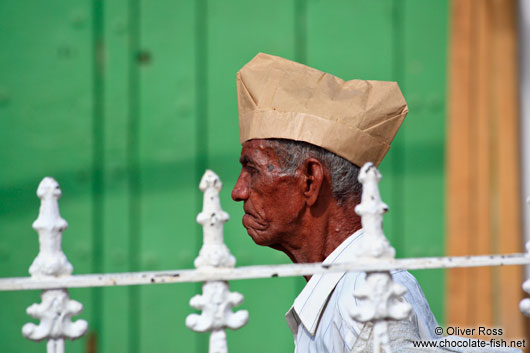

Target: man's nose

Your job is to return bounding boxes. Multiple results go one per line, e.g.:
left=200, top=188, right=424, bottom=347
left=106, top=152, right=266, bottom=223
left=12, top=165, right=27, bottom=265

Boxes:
left=231, top=173, right=249, bottom=202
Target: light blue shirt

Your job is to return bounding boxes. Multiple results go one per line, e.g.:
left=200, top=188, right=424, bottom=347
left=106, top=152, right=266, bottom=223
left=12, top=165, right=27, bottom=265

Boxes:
left=285, top=229, right=440, bottom=353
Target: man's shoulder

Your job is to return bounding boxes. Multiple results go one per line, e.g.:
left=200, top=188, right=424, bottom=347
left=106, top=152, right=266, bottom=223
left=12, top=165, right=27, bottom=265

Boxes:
left=328, top=269, right=439, bottom=339
left=313, top=270, right=426, bottom=352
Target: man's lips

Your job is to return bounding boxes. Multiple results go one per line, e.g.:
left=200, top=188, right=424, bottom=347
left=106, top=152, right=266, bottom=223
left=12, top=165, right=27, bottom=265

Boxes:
left=242, top=213, right=268, bottom=231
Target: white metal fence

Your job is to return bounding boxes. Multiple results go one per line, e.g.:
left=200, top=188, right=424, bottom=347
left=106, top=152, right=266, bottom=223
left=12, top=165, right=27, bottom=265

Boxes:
left=1, top=163, right=530, bottom=353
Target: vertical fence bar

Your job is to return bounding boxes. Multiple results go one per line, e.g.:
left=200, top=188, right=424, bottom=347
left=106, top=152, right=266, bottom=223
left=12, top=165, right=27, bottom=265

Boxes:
left=47, top=338, right=65, bottom=353
left=22, top=178, right=88, bottom=352
left=186, top=170, right=248, bottom=353
left=349, top=163, right=412, bottom=353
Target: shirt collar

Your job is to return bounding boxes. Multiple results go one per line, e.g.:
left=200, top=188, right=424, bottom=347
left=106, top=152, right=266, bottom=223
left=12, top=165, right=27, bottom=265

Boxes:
left=285, top=229, right=364, bottom=336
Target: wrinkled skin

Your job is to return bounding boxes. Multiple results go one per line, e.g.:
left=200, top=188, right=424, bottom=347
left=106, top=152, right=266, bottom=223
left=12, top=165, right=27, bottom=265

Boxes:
left=232, top=139, right=361, bottom=274
left=231, top=140, right=303, bottom=246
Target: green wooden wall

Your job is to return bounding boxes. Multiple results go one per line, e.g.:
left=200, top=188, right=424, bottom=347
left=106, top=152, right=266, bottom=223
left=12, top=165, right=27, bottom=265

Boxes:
left=0, top=1, right=448, bottom=352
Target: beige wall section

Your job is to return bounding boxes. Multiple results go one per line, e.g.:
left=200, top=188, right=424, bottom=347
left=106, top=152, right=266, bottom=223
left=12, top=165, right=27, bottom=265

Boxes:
left=447, top=0, right=525, bottom=339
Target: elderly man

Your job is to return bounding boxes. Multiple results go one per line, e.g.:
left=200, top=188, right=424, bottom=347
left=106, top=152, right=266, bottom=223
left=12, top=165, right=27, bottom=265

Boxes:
left=230, top=53, right=518, bottom=353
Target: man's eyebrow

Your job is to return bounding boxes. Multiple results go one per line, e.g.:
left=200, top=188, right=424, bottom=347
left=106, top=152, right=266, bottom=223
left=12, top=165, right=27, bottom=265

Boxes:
left=239, top=155, right=251, bottom=165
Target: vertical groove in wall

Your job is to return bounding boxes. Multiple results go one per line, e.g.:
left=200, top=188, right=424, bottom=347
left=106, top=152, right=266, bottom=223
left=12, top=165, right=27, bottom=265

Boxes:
left=91, top=0, right=105, bottom=350
left=195, top=0, right=207, bottom=175
left=128, top=0, right=141, bottom=351
left=195, top=0, right=208, bottom=351
left=294, top=0, right=307, bottom=64
left=391, top=0, right=404, bottom=255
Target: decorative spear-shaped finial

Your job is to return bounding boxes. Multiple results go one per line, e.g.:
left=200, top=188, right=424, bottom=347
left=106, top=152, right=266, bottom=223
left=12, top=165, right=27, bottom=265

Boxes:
left=29, top=177, right=72, bottom=277
left=194, top=170, right=235, bottom=268
left=22, top=177, right=88, bottom=353
left=186, top=170, right=248, bottom=353
left=353, top=163, right=394, bottom=259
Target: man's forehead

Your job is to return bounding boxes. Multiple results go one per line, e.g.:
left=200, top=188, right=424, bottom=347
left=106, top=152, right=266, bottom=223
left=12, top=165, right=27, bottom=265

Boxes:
left=242, top=139, right=271, bottom=151
left=240, top=139, right=279, bottom=164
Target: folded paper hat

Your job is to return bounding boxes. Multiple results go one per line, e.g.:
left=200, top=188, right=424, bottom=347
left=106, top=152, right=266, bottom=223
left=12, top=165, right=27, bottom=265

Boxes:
left=236, top=53, right=408, bottom=167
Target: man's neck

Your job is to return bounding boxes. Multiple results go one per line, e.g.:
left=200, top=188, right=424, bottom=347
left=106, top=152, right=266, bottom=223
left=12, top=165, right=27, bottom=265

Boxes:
left=271, top=200, right=362, bottom=269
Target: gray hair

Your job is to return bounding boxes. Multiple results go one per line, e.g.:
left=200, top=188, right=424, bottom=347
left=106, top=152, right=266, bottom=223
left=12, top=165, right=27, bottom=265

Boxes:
left=267, top=139, right=362, bottom=204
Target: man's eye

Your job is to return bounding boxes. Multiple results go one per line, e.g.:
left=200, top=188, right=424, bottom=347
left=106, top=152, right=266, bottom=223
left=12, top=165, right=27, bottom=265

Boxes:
left=246, top=166, right=258, bottom=174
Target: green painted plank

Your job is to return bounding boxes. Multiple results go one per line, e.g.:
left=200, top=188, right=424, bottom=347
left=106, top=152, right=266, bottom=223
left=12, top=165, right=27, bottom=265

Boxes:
left=306, top=0, right=394, bottom=80
left=136, top=0, right=199, bottom=352
left=90, top=0, right=105, bottom=350
left=98, top=0, right=133, bottom=352
left=400, top=0, right=448, bottom=325
left=0, top=1, right=94, bottom=352
left=205, top=0, right=298, bottom=351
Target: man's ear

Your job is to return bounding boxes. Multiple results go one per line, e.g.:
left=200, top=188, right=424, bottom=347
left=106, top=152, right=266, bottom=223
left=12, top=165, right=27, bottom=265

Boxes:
left=299, top=158, right=325, bottom=207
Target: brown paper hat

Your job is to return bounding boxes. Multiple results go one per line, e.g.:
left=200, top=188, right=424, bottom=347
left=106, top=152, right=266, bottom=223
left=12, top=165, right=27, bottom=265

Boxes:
left=236, top=53, right=408, bottom=167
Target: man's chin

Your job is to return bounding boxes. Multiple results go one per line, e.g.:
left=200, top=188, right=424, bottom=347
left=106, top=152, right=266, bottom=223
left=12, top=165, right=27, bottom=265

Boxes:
left=244, top=226, right=272, bottom=247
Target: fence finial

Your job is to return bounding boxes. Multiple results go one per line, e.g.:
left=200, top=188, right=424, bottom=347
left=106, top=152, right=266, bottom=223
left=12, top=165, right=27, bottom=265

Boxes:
left=23, top=177, right=88, bottom=352
left=187, top=170, right=249, bottom=353
left=353, top=163, right=395, bottom=259
left=29, top=177, right=72, bottom=277
left=194, top=170, right=235, bottom=268
left=350, top=163, right=411, bottom=353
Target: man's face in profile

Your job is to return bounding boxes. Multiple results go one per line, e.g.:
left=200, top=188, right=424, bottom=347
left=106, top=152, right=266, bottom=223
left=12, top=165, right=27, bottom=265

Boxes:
left=231, top=139, right=304, bottom=248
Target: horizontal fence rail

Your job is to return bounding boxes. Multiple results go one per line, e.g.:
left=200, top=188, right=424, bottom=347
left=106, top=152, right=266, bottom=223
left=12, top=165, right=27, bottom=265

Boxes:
left=2, top=165, right=530, bottom=353
left=1, top=253, right=530, bottom=291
